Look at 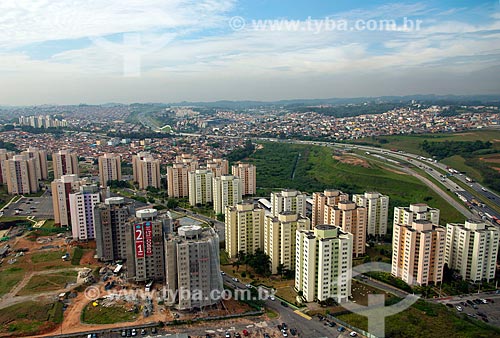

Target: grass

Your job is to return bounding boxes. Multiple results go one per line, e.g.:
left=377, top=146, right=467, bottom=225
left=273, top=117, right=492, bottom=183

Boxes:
left=17, top=270, right=77, bottom=295
left=81, top=301, right=137, bottom=324
left=71, top=247, right=84, bottom=265
left=442, top=155, right=483, bottom=181
left=248, top=142, right=463, bottom=224
left=337, top=300, right=500, bottom=338
left=0, top=301, right=59, bottom=336
left=31, top=250, right=65, bottom=264
left=0, top=267, right=25, bottom=297
left=220, top=249, right=230, bottom=265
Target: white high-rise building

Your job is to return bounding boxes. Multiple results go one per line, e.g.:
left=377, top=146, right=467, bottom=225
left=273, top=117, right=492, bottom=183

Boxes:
left=164, top=225, right=223, bottom=310
left=225, top=202, right=265, bottom=258
left=392, top=218, right=446, bottom=286
left=264, top=212, right=311, bottom=274
left=98, top=153, right=122, bottom=187
left=445, top=220, right=499, bottom=282
left=51, top=174, right=85, bottom=227
left=213, top=175, right=242, bottom=214
left=295, top=225, right=353, bottom=303
left=69, top=185, right=100, bottom=240
left=53, top=150, right=79, bottom=179
left=352, top=192, right=389, bottom=237
left=231, top=163, right=256, bottom=196
left=167, top=163, right=190, bottom=198
left=271, top=190, right=306, bottom=217
left=188, top=169, right=213, bottom=206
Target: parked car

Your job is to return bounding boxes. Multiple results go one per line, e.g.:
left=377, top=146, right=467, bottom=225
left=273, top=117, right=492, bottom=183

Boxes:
left=456, top=306, right=463, bottom=312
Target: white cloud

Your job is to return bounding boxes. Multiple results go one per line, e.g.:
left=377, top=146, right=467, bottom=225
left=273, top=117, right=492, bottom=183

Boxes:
left=0, top=0, right=235, bottom=49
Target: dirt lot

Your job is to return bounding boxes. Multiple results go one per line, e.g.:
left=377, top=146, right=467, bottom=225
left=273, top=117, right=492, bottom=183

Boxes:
left=333, top=155, right=370, bottom=168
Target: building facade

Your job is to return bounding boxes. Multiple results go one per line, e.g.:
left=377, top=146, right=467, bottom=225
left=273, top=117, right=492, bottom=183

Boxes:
left=264, top=212, right=311, bottom=274
left=295, top=225, right=353, bottom=303
left=126, top=209, right=166, bottom=282
left=325, top=201, right=367, bottom=257
left=312, top=190, right=349, bottom=226
left=392, top=219, right=446, bottom=286
left=98, top=153, right=122, bottom=187
left=94, top=197, right=133, bottom=262
left=167, top=163, right=190, bottom=198
left=53, top=150, right=79, bottom=179
left=271, top=190, right=306, bottom=217
left=0, top=149, right=14, bottom=185
left=207, top=158, right=229, bottom=177
left=352, top=192, right=389, bottom=237
left=445, top=220, right=499, bottom=282
left=21, top=147, right=48, bottom=181
left=213, top=175, right=242, bottom=214
left=394, top=203, right=440, bottom=226
left=69, top=185, right=101, bottom=240
left=133, top=152, right=161, bottom=190
left=225, top=202, right=265, bottom=258
left=52, top=174, right=85, bottom=227
left=231, top=163, right=256, bottom=196
left=4, top=155, right=38, bottom=194
left=188, top=169, right=214, bottom=206
left=164, top=225, right=224, bottom=310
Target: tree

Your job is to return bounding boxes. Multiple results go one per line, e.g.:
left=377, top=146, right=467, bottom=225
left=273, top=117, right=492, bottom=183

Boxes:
left=166, top=198, right=178, bottom=209
left=277, top=263, right=285, bottom=278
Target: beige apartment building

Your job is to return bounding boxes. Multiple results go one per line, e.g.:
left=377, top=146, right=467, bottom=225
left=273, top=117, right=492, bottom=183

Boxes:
left=352, top=192, right=389, bottom=237
left=0, top=149, right=14, bottom=184
left=53, top=150, right=79, bottom=179
left=231, top=163, right=256, bottom=196
left=207, top=158, right=229, bottom=177
left=98, top=153, right=122, bottom=187
left=21, top=147, right=48, bottom=181
left=188, top=169, right=214, bottom=206
left=312, top=190, right=349, bottom=226
left=51, top=174, right=85, bottom=227
left=325, top=201, right=367, bottom=257
left=4, top=155, right=38, bottom=195
left=445, top=220, right=499, bottom=282
left=213, top=175, right=242, bottom=214
left=295, top=225, right=353, bottom=303
left=225, top=202, right=265, bottom=258
left=392, top=219, right=446, bottom=286
left=264, top=212, right=311, bottom=274
left=133, top=152, right=161, bottom=190
left=167, top=163, right=190, bottom=198
left=271, top=189, right=307, bottom=217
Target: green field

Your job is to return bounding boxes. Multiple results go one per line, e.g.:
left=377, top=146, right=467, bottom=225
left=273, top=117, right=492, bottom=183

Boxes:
left=337, top=300, right=500, bottom=338
left=31, top=250, right=66, bottom=264
left=0, top=267, right=25, bottom=297
left=81, top=301, right=137, bottom=324
left=17, top=270, right=77, bottom=295
left=248, top=142, right=463, bottom=224
left=0, top=301, right=60, bottom=336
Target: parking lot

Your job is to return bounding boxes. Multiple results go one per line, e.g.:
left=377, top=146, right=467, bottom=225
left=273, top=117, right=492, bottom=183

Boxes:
left=2, top=194, right=54, bottom=219
left=441, top=293, right=500, bottom=327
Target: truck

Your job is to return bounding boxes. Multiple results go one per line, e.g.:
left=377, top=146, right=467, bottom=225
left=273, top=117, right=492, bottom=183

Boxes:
left=465, top=177, right=473, bottom=183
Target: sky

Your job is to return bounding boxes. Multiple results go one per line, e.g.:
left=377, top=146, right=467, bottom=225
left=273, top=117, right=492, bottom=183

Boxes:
left=0, top=0, right=499, bottom=105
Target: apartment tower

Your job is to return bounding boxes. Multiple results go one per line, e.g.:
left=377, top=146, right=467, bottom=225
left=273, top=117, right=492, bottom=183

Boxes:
left=231, top=163, right=256, bottom=196
left=98, top=153, right=122, bottom=187
left=225, top=202, right=265, bottom=258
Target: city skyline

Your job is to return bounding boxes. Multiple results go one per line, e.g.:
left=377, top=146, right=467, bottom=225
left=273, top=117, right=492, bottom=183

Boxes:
left=0, top=1, right=499, bottom=104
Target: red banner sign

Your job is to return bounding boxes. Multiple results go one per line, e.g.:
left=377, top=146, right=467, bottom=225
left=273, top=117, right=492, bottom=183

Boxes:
left=144, top=222, right=153, bottom=256
left=135, top=224, right=144, bottom=258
